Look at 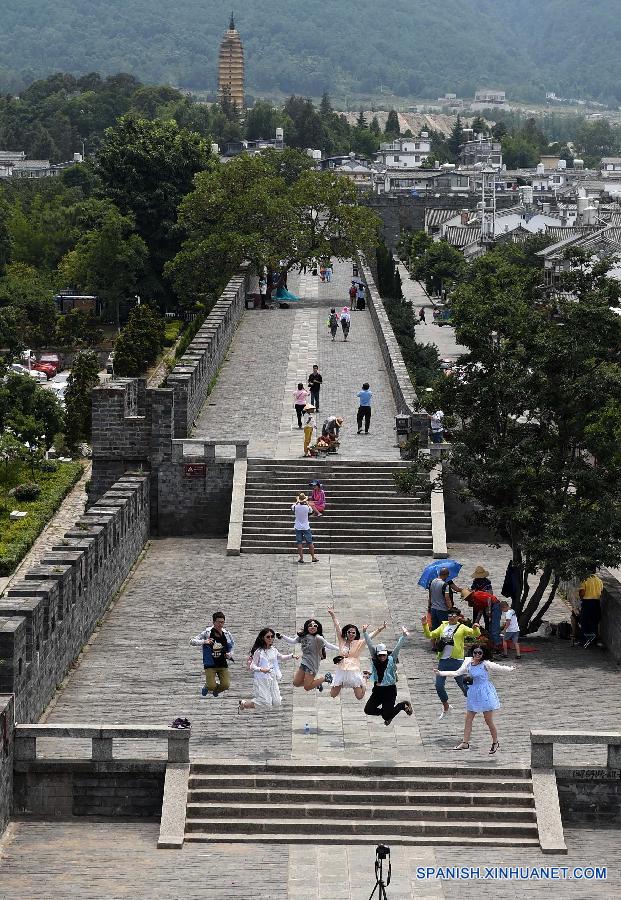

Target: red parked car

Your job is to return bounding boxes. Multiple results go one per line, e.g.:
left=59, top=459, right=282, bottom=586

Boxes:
left=32, top=361, right=57, bottom=379
left=36, top=353, right=61, bottom=377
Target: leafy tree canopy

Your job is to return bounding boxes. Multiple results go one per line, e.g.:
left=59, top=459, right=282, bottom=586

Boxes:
left=168, top=149, right=380, bottom=303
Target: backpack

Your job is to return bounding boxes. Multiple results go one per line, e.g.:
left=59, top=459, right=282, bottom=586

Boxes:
left=557, top=621, right=572, bottom=640
left=329, top=313, right=338, bottom=328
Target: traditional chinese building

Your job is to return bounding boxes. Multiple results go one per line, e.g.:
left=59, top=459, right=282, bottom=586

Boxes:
left=218, top=13, right=244, bottom=110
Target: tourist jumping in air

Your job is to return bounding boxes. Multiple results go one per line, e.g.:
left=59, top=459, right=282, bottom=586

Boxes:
left=363, top=624, right=413, bottom=725
left=238, top=628, right=298, bottom=712
left=327, top=607, right=385, bottom=701
left=438, top=644, right=515, bottom=754
left=190, top=611, right=235, bottom=697
left=277, top=619, right=338, bottom=692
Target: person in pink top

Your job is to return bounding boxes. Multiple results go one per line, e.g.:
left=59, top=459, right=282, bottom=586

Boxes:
left=293, top=382, right=310, bottom=428
left=307, top=479, right=326, bottom=516
left=328, top=607, right=386, bottom=700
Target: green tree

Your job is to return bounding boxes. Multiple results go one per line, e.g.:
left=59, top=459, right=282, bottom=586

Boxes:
left=95, top=116, right=210, bottom=301
left=59, top=206, right=148, bottom=326
left=0, top=432, right=25, bottom=511
left=385, top=109, right=400, bottom=136
left=501, top=135, right=540, bottom=168
left=369, top=116, right=381, bottom=137
left=168, top=149, right=380, bottom=305
left=0, top=264, right=57, bottom=347
left=447, top=115, right=463, bottom=161
left=471, top=115, right=488, bottom=136
left=356, top=108, right=367, bottom=129
left=63, top=350, right=100, bottom=448
left=245, top=101, right=283, bottom=141
left=113, top=303, right=165, bottom=377
left=412, top=241, right=465, bottom=295
left=0, top=199, right=12, bottom=276
left=54, top=308, right=103, bottom=348
left=432, top=247, right=621, bottom=632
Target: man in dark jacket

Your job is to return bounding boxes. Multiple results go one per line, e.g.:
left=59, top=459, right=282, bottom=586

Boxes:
left=190, top=611, right=235, bottom=697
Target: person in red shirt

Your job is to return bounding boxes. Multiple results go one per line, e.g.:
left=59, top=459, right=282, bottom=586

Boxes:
left=461, top=589, right=503, bottom=650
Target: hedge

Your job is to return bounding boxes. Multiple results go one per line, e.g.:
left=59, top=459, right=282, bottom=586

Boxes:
left=0, top=461, right=84, bottom=576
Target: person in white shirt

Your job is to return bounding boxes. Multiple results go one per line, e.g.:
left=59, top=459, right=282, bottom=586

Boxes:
left=500, top=602, right=521, bottom=659
left=292, top=493, right=318, bottom=563
left=239, top=628, right=297, bottom=712
left=430, top=409, right=445, bottom=444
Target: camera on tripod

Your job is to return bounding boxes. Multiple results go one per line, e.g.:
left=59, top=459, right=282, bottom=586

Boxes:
left=369, top=844, right=391, bottom=899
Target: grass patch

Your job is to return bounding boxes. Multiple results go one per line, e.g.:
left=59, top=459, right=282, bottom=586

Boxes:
left=163, top=319, right=183, bottom=347
left=0, top=461, right=84, bottom=576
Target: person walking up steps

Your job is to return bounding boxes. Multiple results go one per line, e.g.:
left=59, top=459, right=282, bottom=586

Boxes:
left=308, top=365, right=322, bottom=412
left=438, top=644, right=515, bottom=754
left=340, top=307, right=351, bottom=341
left=422, top=608, right=479, bottom=720
left=277, top=619, right=337, bottom=692
left=356, top=382, right=372, bottom=434
left=294, top=382, right=309, bottom=428
left=363, top=624, right=413, bottom=725
left=190, top=611, right=235, bottom=697
left=239, top=628, right=298, bottom=712
left=292, top=492, right=319, bottom=563
left=328, top=308, right=339, bottom=341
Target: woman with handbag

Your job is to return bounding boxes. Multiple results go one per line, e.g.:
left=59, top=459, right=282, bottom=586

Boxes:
left=434, top=644, right=514, bottom=754
left=421, top=609, right=480, bottom=720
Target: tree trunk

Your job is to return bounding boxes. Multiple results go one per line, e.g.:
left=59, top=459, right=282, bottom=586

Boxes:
left=519, top=565, right=553, bottom=633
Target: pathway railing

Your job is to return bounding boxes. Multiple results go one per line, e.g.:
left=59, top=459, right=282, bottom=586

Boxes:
left=531, top=730, right=621, bottom=768
left=14, top=724, right=190, bottom=763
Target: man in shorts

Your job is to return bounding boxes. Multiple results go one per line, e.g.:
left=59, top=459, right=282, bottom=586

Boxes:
left=292, top=492, right=318, bottom=563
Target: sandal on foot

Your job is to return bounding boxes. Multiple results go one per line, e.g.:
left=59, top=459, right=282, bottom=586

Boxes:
left=489, top=741, right=500, bottom=755
left=452, top=741, right=470, bottom=751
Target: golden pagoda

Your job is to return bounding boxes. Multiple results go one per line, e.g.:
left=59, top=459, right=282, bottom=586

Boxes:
left=218, top=12, right=244, bottom=110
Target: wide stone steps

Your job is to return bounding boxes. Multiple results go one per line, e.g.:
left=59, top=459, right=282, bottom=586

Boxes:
left=241, top=459, right=433, bottom=555
left=182, top=763, right=541, bottom=847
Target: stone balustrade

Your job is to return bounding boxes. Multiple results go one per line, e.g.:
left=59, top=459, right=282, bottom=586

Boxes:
left=531, top=729, right=621, bottom=769
left=14, top=723, right=190, bottom=763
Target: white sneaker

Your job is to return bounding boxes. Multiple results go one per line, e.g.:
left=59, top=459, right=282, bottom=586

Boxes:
left=438, top=705, right=452, bottom=720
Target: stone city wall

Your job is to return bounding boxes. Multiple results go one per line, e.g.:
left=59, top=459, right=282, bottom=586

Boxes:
left=14, top=759, right=165, bottom=819
left=0, top=475, right=150, bottom=722
left=0, top=696, right=15, bottom=836
left=90, top=266, right=253, bottom=527
left=357, top=254, right=420, bottom=418
left=600, top=572, right=621, bottom=664
left=556, top=768, right=621, bottom=824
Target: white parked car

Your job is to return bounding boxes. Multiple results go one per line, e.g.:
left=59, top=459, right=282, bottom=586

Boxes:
left=9, top=363, right=48, bottom=382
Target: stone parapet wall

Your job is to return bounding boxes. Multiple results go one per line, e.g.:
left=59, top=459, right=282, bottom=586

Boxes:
left=166, top=264, right=252, bottom=438
left=0, top=696, right=15, bottom=836
left=358, top=255, right=419, bottom=416
left=90, top=265, right=253, bottom=514
left=600, top=571, right=621, bottom=664
left=13, top=759, right=165, bottom=818
left=0, top=475, right=150, bottom=722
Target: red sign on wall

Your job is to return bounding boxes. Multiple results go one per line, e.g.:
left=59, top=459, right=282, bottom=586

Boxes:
left=184, top=463, right=207, bottom=478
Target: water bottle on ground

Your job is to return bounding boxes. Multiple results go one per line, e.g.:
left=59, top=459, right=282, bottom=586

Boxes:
left=304, top=723, right=311, bottom=735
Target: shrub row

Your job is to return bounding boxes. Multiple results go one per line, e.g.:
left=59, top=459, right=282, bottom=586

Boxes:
left=0, top=462, right=84, bottom=576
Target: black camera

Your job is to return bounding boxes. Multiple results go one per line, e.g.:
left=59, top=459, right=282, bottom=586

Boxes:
left=436, top=636, right=454, bottom=651
left=462, top=675, right=474, bottom=686
left=376, top=845, right=390, bottom=860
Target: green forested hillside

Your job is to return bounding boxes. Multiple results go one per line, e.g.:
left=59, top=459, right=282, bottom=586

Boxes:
left=0, top=0, right=620, bottom=104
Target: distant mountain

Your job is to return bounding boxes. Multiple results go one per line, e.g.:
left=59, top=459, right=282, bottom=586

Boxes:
left=1, top=0, right=620, bottom=105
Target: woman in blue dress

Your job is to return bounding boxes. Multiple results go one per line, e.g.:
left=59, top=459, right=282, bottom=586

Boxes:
left=434, top=644, right=514, bottom=754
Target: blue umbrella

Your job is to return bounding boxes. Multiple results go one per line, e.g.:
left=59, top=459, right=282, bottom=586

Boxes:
left=417, top=559, right=463, bottom=589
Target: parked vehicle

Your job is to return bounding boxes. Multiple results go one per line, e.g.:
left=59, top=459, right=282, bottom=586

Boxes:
left=432, top=306, right=452, bottom=326
left=9, top=363, right=48, bottom=382
left=38, top=352, right=61, bottom=375
left=32, top=361, right=57, bottom=379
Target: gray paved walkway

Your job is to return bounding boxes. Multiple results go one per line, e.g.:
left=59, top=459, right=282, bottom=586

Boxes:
left=396, top=260, right=466, bottom=363
left=194, top=260, right=399, bottom=459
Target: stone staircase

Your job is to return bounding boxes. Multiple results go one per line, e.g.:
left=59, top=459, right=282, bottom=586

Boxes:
left=183, top=762, right=540, bottom=847
left=240, top=459, right=433, bottom=555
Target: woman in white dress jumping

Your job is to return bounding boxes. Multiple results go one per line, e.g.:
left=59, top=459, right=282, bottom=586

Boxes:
left=238, top=628, right=298, bottom=712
